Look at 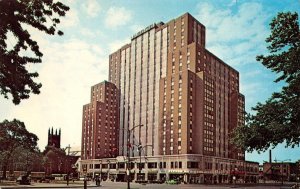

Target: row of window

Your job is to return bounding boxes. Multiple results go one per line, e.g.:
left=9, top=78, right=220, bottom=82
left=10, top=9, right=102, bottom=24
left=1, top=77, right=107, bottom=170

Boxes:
left=85, top=158, right=259, bottom=172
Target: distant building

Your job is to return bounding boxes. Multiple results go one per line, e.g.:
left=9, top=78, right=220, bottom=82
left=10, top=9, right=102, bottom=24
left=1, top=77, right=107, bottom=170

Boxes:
left=68, top=146, right=81, bottom=156
left=263, top=162, right=298, bottom=181
left=81, top=81, right=119, bottom=160
left=44, top=129, right=80, bottom=177
left=81, top=12, right=258, bottom=184
left=47, top=128, right=61, bottom=148
left=258, top=164, right=264, bottom=179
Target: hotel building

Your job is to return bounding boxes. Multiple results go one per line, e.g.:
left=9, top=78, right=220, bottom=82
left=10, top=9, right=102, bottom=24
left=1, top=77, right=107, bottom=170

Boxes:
left=82, top=81, right=119, bottom=160
left=81, top=13, right=259, bottom=183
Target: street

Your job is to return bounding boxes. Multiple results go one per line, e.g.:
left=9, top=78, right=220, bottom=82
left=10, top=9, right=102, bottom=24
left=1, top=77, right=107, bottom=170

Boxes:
left=23, top=181, right=293, bottom=189
left=1, top=180, right=295, bottom=189
left=94, top=182, right=292, bottom=189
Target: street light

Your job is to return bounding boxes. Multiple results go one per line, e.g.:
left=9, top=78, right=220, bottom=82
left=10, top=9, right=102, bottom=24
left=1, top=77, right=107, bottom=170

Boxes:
left=233, top=167, right=238, bottom=187
left=126, top=124, right=143, bottom=189
left=137, top=144, right=153, bottom=182
left=99, top=160, right=102, bottom=185
left=229, top=160, right=237, bottom=186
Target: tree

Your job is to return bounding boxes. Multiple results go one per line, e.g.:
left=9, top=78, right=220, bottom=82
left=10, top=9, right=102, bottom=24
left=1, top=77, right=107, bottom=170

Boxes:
left=43, top=145, right=67, bottom=175
left=0, top=0, right=69, bottom=104
left=0, top=119, right=39, bottom=179
left=10, top=146, right=44, bottom=173
left=231, top=12, right=300, bottom=152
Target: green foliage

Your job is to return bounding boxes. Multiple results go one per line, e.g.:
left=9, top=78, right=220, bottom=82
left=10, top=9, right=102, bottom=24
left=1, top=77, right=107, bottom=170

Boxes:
left=232, top=12, right=300, bottom=152
left=43, top=146, right=68, bottom=174
left=0, top=0, right=69, bottom=104
left=0, top=119, right=39, bottom=178
left=10, top=146, right=43, bottom=172
left=0, top=119, right=39, bottom=152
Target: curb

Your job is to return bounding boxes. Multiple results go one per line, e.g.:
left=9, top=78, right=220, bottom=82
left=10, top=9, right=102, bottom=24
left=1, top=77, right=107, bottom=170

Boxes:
left=1, top=185, right=99, bottom=189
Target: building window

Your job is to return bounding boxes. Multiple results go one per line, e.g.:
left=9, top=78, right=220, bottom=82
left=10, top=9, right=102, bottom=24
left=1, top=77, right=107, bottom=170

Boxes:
left=178, top=141, right=181, bottom=146
left=187, top=162, right=198, bottom=168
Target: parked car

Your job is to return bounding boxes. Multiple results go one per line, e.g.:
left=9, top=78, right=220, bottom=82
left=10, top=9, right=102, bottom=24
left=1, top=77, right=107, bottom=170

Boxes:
left=16, top=176, right=30, bottom=185
left=166, top=179, right=180, bottom=184
left=79, top=177, right=85, bottom=181
left=79, top=177, right=91, bottom=181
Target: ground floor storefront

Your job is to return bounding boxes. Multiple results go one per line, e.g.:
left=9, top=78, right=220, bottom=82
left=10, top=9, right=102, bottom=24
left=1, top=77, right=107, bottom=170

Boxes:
left=79, top=154, right=259, bottom=184
left=82, top=171, right=258, bottom=184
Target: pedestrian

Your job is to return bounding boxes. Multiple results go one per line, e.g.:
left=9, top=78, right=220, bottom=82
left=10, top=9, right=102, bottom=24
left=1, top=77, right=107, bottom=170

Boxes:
left=95, top=176, right=100, bottom=186
left=66, top=174, right=69, bottom=186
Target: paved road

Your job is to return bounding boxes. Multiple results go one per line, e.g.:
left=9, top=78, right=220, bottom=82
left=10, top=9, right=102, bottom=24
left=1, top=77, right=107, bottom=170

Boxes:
left=1, top=181, right=294, bottom=189
left=96, top=182, right=291, bottom=189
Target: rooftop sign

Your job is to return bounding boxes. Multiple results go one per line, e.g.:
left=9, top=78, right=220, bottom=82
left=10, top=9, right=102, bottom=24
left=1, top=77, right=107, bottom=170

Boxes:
left=131, top=23, right=157, bottom=40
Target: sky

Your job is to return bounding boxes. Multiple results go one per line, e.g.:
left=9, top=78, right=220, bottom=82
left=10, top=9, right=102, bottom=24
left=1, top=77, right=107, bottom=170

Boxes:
left=1, top=0, right=300, bottom=164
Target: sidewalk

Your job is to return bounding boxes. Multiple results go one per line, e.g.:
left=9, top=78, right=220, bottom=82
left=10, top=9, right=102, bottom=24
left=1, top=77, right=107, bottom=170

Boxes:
left=0, top=181, right=99, bottom=188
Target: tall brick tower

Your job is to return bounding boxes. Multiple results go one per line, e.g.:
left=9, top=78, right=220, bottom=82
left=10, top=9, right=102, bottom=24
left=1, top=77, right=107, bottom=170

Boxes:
left=108, top=13, right=245, bottom=159
left=81, top=81, right=119, bottom=160
left=79, top=13, right=258, bottom=184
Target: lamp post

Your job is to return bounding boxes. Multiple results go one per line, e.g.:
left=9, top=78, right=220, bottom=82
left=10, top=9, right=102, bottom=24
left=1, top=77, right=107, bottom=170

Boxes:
left=229, top=160, right=237, bottom=187
left=126, top=124, right=143, bottom=189
left=137, top=144, right=153, bottom=182
left=99, top=160, right=102, bottom=186
left=83, top=165, right=87, bottom=189
left=137, top=144, right=142, bottom=182
left=233, top=167, right=238, bottom=187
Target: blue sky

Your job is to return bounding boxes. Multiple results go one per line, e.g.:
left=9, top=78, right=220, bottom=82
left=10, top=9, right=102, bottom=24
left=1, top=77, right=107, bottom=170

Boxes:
left=0, top=0, right=299, bottom=163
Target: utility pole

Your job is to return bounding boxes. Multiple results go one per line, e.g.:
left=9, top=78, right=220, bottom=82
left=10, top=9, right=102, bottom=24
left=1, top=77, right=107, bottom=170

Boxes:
left=138, top=124, right=142, bottom=182
left=138, top=145, right=142, bottom=181
left=126, top=124, right=143, bottom=189
left=127, top=129, right=130, bottom=189
left=64, top=144, right=71, bottom=185
left=100, top=160, right=102, bottom=186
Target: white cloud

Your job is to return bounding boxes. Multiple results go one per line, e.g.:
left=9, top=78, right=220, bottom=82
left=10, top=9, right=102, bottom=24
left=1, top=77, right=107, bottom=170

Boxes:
left=60, top=7, right=79, bottom=28
left=105, top=7, right=132, bottom=28
left=0, top=1, right=109, bottom=150
left=3, top=37, right=108, bottom=149
left=80, top=28, right=96, bottom=38
left=240, top=82, right=265, bottom=109
left=195, top=1, right=277, bottom=114
left=228, top=0, right=238, bottom=7
left=61, top=0, right=77, bottom=6
left=130, top=24, right=145, bottom=34
left=195, top=2, right=269, bottom=67
left=80, top=28, right=105, bottom=39
left=108, top=38, right=131, bottom=53
left=240, top=82, right=263, bottom=95
left=82, top=0, right=101, bottom=18
left=196, top=3, right=231, bottom=32
left=242, top=70, right=262, bottom=78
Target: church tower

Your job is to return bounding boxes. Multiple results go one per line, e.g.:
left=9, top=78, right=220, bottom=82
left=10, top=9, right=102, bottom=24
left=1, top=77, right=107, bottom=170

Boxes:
left=47, top=127, right=61, bottom=148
